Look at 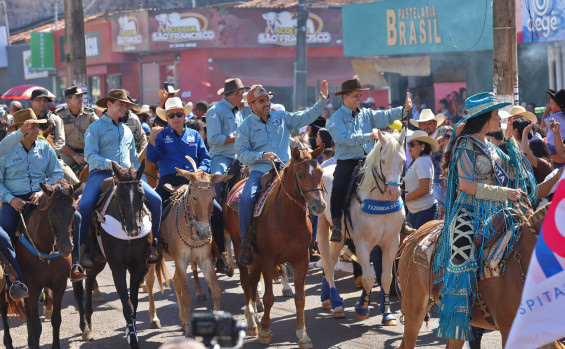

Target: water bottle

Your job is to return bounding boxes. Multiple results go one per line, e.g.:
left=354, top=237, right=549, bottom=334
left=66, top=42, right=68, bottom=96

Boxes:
left=534, top=107, right=546, bottom=114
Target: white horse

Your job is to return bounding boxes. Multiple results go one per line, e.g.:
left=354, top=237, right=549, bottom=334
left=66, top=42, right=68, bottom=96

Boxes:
left=317, top=129, right=406, bottom=323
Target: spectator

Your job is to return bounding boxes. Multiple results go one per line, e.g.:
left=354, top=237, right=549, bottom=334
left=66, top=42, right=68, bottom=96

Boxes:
left=138, top=105, right=152, bottom=136
left=541, top=89, right=565, bottom=161
left=315, top=128, right=333, bottom=163
left=193, top=100, right=209, bottom=121
left=403, top=130, right=439, bottom=229
left=433, top=126, right=452, bottom=219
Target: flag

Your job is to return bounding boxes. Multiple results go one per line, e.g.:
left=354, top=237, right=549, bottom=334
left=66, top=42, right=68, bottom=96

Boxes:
left=506, top=180, right=565, bottom=348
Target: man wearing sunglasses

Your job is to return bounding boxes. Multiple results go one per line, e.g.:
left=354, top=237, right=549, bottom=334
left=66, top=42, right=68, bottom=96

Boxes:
left=147, top=97, right=211, bottom=204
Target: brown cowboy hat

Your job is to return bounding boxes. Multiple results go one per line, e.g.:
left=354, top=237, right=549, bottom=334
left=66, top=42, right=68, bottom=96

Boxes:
left=96, top=89, right=137, bottom=108
left=217, top=78, right=250, bottom=96
left=334, top=79, right=369, bottom=96
left=8, top=108, right=47, bottom=132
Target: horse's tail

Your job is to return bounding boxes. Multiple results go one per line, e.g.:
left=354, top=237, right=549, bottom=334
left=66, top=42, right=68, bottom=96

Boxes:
left=155, top=258, right=171, bottom=294
left=6, top=294, right=26, bottom=322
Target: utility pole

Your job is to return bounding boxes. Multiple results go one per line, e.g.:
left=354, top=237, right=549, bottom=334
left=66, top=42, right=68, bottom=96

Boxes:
left=1, top=1, right=10, bottom=46
left=64, top=0, right=87, bottom=89
left=293, top=0, right=308, bottom=111
left=492, top=0, right=518, bottom=105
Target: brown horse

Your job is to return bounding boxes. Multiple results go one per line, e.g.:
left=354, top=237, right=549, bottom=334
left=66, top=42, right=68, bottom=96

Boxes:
left=224, top=146, right=326, bottom=349
left=397, top=204, right=564, bottom=349
left=9, top=181, right=78, bottom=349
left=0, top=256, right=27, bottom=349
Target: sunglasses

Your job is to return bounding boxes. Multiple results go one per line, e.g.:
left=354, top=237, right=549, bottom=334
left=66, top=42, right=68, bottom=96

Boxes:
left=408, top=141, right=419, bottom=148
left=167, top=112, right=185, bottom=119
left=443, top=134, right=452, bottom=139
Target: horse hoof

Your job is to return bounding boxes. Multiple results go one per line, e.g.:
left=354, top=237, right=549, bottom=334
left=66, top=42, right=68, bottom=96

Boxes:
left=227, top=267, right=234, bottom=278
left=299, top=340, right=314, bottom=349
left=151, top=320, right=161, bottom=329
left=258, top=332, right=272, bottom=344
left=356, top=312, right=369, bottom=320
left=282, top=288, right=293, bottom=297
left=82, top=330, right=94, bottom=341
left=332, top=308, right=345, bottom=318
left=196, top=293, right=207, bottom=302
left=43, top=307, right=53, bottom=321
left=383, top=319, right=398, bottom=326
left=382, top=312, right=397, bottom=326
left=247, top=326, right=258, bottom=336
left=322, top=300, right=332, bottom=310
left=92, top=290, right=105, bottom=303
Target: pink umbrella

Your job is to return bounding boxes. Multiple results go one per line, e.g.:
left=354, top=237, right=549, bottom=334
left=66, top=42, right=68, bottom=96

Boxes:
left=1, top=85, right=56, bottom=99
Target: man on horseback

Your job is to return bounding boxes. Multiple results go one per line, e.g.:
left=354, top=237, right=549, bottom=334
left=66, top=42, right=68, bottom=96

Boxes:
left=0, top=109, right=79, bottom=299
left=327, top=79, right=412, bottom=242
left=58, top=86, right=99, bottom=184
left=78, top=89, right=163, bottom=267
left=235, top=82, right=329, bottom=265
left=206, top=78, right=250, bottom=274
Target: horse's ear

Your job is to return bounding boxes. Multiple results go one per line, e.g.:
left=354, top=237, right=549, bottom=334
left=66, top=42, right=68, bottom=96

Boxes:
left=211, top=174, right=233, bottom=184
left=176, top=167, right=198, bottom=183
left=378, top=130, right=386, bottom=145
left=292, top=147, right=301, bottom=160
left=111, top=161, right=121, bottom=177
left=40, top=182, right=53, bottom=196
left=136, top=160, right=146, bottom=181
left=311, top=144, right=324, bottom=160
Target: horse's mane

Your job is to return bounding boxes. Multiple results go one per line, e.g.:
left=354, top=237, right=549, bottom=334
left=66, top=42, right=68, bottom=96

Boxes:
left=358, top=132, right=404, bottom=195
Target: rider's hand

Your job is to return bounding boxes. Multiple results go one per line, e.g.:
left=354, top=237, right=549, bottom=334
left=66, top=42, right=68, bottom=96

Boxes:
left=262, top=152, right=276, bottom=161
left=20, top=119, right=38, bottom=134
left=320, top=80, right=328, bottom=100
left=507, top=188, right=521, bottom=202
left=149, top=126, right=164, bottom=145
left=73, top=154, right=86, bottom=165
left=404, top=92, right=413, bottom=111
left=10, top=197, right=26, bottom=211
left=369, top=131, right=379, bottom=141
left=29, top=192, right=43, bottom=205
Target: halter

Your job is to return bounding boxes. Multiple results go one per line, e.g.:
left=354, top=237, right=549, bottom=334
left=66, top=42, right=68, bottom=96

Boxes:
left=370, top=142, right=401, bottom=195
left=113, top=178, right=144, bottom=236
left=173, top=181, right=214, bottom=249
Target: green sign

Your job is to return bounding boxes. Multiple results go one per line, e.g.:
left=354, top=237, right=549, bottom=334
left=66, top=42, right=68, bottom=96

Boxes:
left=31, top=32, right=54, bottom=70
left=342, top=0, right=493, bottom=56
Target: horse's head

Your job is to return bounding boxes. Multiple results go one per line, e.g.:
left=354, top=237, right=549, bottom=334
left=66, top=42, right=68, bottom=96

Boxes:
left=39, top=180, right=81, bottom=257
left=111, top=160, right=146, bottom=237
left=176, top=156, right=233, bottom=241
left=290, top=146, right=327, bottom=216
left=361, top=129, right=406, bottom=202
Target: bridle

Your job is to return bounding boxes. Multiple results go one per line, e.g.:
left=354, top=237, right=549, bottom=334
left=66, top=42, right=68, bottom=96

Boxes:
left=370, top=142, right=401, bottom=195
left=113, top=178, right=144, bottom=237
left=173, top=181, right=214, bottom=249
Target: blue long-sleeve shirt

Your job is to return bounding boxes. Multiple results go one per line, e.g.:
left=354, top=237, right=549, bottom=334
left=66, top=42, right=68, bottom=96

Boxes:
left=85, top=114, right=139, bottom=172
left=206, top=98, right=245, bottom=159
left=0, top=129, right=25, bottom=156
left=328, top=105, right=405, bottom=160
left=235, top=98, right=326, bottom=173
left=146, top=126, right=211, bottom=177
left=0, top=138, right=63, bottom=203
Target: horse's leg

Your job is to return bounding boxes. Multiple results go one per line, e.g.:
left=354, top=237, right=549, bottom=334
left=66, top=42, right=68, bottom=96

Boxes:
left=108, top=264, right=137, bottom=348
left=354, top=241, right=375, bottom=321
left=198, top=252, right=221, bottom=310
left=445, top=339, right=465, bottom=349
left=92, top=277, right=105, bottom=302
left=191, top=259, right=206, bottom=301
left=245, top=263, right=261, bottom=336
left=292, top=258, right=313, bottom=349
left=398, top=283, right=430, bottom=349
left=0, top=289, right=13, bottom=349
left=72, top=280, right=92, bottom=341
left=280, top=263, right=293, bottom=297
left=224, top=230, right=235, bottom=277
left=257, top=261, right=275, bottom=345
left=127, top=263, right=147, bottom=348
left=379, top=238, right=400, bottom=325
left=49, top=281, right=66, bottom=349
left=145, top=264, right=161, bottom=329
left=172, top=257, right=192, bottom=336
left=25, top=285, right=42, bottom=349
left=317, top=214, right=344, bottom=316
left=43, top=288, right=53, bottom=320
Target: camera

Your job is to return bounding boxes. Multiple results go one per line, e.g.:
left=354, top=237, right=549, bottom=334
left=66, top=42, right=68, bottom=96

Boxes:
left=191, top=310, right=246, bottom=349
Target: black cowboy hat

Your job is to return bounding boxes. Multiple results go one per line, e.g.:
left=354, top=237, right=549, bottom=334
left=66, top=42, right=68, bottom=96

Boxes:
left=334, top=79, right=369, bottom=96
left=217, top=78, right=250, bottom=96
left=546, top=89, right=565, bottom=112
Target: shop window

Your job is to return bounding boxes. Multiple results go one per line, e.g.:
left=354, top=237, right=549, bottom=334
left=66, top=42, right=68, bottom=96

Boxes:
left=107, top=75, right=122, bottom=91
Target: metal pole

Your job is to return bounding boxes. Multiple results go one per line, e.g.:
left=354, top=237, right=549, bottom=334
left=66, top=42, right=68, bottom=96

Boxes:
left=293, top=0, right=308, bottom=111
left=64, top=0, right=87, bottom=89
left=492, top=0, right=517, bottom=105
left=55, top=3, right=58, bottom=30
left=2, top=1, right=10, bottom=46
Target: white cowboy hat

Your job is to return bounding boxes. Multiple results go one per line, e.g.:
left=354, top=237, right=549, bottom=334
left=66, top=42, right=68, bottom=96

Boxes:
left=156, top=97, right=193, bottom=121
left=498, top=105, right=537, bottom=124
left=410, top=109, right=446, bottom=128
left=407, top=130, right=439, bottom=152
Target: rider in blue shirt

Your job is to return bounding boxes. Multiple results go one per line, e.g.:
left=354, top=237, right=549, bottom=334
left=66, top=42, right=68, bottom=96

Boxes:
left=235, top=82, right=329, bottom=265
left=79, top=90, right=162, bottom=268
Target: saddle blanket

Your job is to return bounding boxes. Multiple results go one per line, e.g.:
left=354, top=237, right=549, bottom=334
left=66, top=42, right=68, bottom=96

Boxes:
left=227, top=179, right=278, bottom=217
left=100, top=214, right=151, bottom=240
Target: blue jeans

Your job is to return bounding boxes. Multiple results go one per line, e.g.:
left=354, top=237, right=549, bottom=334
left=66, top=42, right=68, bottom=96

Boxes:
left=238, top=170, right=264, bottom=244
left=79, top=170, right=162, bottom=245
left=0, top=226, right=23, bottom=285
left=211, top=156, right=235, bottom=200
left=406, top=202, right=438, bottom=230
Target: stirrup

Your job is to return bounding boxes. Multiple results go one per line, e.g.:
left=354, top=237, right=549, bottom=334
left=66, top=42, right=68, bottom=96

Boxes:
left=330, top=225, right=342, bottom=242
left=9, top=281, right=29, bottom=300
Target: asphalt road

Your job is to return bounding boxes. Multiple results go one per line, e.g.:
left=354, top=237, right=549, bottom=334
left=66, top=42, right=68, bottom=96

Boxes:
left=1, top=260, right=502, bottom=348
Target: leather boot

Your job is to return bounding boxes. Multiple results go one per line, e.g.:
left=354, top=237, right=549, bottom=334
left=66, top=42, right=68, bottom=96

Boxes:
left=9, top=282, right=29, bottom=301
left=79, top=244, right=94, bottom=269
left=215, top=256, right=230, bottom=275
left=309, top=241, right=321, bottom=262
left=148, top=238, right=161, bottom=264
left=330, top=217, right=342, bottom=242
left=70, top=264, right=87, bottom=283
left=239, top=239, right=254, bottom=266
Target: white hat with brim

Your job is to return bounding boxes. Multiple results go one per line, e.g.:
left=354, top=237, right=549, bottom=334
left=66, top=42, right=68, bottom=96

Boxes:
left=498, top=105, right=537, bottom=124
left=410, top=109, right=446, bottom=128
left=407, top=130, right=439, bottom=152
left=156, top=97, right=193, bottom=122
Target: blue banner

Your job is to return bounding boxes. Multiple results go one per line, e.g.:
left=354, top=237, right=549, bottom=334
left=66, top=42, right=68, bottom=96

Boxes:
left=522, top=0, right=565, bottom=42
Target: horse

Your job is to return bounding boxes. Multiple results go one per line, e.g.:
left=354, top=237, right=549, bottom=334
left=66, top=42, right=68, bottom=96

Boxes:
left=317, top=130, right=406, bottom=322
left=7, top=181, right=79, bottom=349
left=397, top=204, right=565, bottom=349
left=72, top=161, right=152, bottom=348
left=224, top=146, right=326, bottom=349
left=0, top=254, right=27, bottom=349
left=145, top=156, right=232, bottom=335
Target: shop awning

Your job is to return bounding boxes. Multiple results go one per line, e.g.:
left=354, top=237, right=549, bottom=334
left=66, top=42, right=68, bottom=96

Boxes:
left=214, top=56, right=356, bottom=87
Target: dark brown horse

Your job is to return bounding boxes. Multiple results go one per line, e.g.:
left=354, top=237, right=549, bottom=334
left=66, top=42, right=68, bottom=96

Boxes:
left=397, top=204, right=565, bottom=349
left=5, top=181, right=78, bottom=349
left=73, top=161, right=151, bottom=348
left=224, top=146, right=326, bottom=349
left=0, top=256, right=27, bottom=348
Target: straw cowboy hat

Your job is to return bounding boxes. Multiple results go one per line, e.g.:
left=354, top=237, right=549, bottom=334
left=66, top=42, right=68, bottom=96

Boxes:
left=8, top=108, right=47, bottom=132
left=217, top=78, right=250, bottom=96
left=407, top=130, right=439, bottom=152
left=155, top=97, right=193, bottom=122
left=334, top=79, right=369, bottom=96
left=410, top=109, right=446, bottom=128
left=498, top=105, right=537, bottom=123
left=96, top=89, right=137, bottom=108
left=546, top=88, right=565, bottom=112
left=463, top=92, right=511, bottom=122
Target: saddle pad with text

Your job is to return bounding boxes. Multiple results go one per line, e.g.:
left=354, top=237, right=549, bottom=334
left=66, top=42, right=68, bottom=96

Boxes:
left=226, top=179, right=278, bottom=217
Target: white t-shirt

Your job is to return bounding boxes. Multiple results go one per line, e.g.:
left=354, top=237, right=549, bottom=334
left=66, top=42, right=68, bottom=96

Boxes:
left=403, top=155, right=436, bottom=213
